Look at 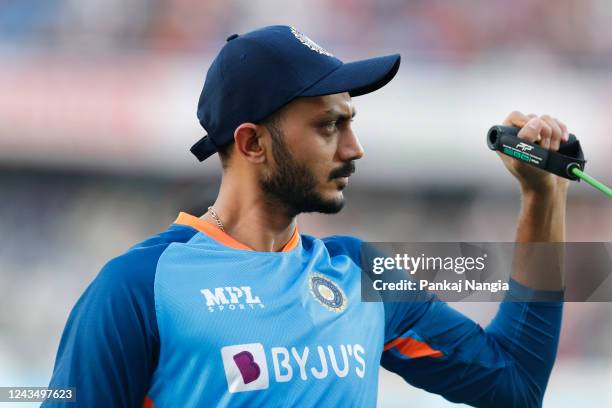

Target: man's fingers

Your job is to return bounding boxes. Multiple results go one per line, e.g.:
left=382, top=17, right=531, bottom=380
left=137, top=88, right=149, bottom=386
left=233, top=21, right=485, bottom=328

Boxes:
left=517, top=117, right=543, bottom=144
left=504, top=111, right=567, bottom=151
left=541, top=114, right=563, bottom=151
left=502, top=110, right=530, bottom=127
left=540, top=119, right=553, bottom=149
left=555, top=117, right=569, bottom=142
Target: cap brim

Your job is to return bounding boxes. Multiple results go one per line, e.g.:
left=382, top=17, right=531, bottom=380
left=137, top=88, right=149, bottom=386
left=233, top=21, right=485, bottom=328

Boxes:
left=300, top=54, right=400, bottom=97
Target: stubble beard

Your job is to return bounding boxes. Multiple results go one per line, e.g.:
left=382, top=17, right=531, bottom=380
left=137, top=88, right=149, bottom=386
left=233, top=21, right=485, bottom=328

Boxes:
left=259, top=124, right=345, bottom=218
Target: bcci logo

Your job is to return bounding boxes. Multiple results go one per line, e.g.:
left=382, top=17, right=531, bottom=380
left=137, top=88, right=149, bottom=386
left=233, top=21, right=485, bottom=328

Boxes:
left=290, top=26, right=334, bottom=57
left=309, top=273, right=347, bottom=313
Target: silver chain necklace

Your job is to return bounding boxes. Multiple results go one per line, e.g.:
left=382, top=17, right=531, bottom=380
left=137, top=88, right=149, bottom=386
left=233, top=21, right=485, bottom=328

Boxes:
left=207, top=206, right=225, bottom=231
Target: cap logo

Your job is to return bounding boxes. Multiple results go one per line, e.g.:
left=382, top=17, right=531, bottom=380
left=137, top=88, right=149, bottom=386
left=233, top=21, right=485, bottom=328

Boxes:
left=290, top=27, right=333, bottom=57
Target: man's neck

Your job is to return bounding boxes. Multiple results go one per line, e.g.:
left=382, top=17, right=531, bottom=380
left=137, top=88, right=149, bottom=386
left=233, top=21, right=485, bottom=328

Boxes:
left=202, top=181, right=297, bottom=252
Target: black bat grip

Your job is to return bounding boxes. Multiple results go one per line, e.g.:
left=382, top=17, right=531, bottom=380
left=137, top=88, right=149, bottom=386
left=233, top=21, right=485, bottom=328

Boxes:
left=487, top=125, right=586, bottom=180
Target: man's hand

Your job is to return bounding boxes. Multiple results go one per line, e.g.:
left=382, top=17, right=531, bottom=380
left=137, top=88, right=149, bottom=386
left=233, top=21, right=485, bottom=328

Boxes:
left=498, top=110, right=570, bottom=195
left=499, top=111, right=570, bottom=289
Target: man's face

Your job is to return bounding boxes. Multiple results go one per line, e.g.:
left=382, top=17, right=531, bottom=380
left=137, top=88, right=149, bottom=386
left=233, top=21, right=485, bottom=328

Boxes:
left=259, top=92, right=364, bottom=217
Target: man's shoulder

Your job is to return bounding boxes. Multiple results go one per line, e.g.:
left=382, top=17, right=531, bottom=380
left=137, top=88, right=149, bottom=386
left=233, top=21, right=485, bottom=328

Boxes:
left=98, top=223, right=199, bottom=288
left=129, top=222, right=200, bottom=252
left=320, top=234, right=363, bottom=246
left=318, top=234, right=364, bottom=263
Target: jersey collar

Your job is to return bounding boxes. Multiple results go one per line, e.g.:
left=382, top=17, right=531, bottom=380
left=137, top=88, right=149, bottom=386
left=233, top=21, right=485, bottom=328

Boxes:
left=173, top=212, right=300, bottom=252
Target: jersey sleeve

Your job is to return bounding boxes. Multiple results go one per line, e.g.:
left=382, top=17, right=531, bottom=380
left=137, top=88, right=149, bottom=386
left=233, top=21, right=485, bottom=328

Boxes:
left=42, top=234, right=182, bottom=408
left=341, top=238, right=564, bottom=408
left=380, top=278, right=563, bottom=408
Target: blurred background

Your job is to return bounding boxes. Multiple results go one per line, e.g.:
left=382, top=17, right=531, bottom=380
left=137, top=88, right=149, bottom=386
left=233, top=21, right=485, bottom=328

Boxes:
left=0, top=0, right=611, bottom=406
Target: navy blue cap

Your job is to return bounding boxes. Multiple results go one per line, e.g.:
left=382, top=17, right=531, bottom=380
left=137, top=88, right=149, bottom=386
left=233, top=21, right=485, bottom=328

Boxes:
left=191, top=25, right=401, bottom=161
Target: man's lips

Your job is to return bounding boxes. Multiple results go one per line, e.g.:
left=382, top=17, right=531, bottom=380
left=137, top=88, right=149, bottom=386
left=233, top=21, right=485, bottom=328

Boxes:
left=329, top=162, right=356, bottom=180
left=333, top=172, right=352, bottom=188
left=334, top=176, right=349, bottom=190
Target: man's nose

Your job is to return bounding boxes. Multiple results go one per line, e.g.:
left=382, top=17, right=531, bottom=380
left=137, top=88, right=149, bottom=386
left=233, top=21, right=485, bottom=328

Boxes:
left=338, top=129, right=365, bottom=161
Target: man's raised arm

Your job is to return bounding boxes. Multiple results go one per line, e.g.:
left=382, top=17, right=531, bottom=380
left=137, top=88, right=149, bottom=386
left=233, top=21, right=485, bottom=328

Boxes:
left=380, top=111, right=568, bottom=408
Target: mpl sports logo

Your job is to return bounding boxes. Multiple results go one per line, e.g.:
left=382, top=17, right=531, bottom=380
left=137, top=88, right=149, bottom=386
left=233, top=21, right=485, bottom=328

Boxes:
left=201, top=286, right=264, bottom=313
left=221, top=342, right=366, bottom=393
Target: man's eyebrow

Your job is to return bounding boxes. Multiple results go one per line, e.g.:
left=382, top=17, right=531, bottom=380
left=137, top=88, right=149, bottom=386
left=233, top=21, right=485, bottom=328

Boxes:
left=317, top=108, right=357, bottom=120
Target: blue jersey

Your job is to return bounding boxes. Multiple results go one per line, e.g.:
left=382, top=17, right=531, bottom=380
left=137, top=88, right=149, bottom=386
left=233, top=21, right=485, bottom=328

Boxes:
left=44, top=212, right=563, bottom=407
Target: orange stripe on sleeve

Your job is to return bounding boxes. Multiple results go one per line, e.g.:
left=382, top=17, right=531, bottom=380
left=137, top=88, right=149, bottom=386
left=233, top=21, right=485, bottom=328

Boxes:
left=384, top=336, right=444, bottom=359
left=141, top=395, right=154, bottom=408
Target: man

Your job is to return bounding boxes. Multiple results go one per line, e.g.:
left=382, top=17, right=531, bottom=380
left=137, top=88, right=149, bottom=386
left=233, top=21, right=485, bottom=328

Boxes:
left=45, top=25, right=567, bottom=407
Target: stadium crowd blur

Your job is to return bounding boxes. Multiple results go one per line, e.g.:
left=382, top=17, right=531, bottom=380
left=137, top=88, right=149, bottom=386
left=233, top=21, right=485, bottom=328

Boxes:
left=2, top=0, right=612, bottom=62
left=1, top=1, right=611, bottom=406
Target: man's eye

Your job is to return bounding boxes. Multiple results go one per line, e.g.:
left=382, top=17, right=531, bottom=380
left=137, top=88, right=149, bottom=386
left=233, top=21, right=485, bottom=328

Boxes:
left=323, top=121, right=337, bottom=132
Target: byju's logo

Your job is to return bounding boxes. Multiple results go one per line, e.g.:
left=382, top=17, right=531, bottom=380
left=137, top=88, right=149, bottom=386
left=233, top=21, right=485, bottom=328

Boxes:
left=201, top=286, right=264, bottom=313
left=233, top=351, right=260, bottom=384
left=221, top=343, right=269, bottom=393
left=221, top=342, right=366, bottom=392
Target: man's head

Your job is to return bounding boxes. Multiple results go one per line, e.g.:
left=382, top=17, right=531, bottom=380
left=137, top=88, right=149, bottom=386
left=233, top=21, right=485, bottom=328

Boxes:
left=219, top=92, right=362, bottom=217
left=191, top=25, right=400, bottom=215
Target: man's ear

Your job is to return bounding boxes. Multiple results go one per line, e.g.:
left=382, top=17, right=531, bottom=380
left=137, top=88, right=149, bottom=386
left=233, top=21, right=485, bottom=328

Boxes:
left=234, top=123, right=266, bottom=164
